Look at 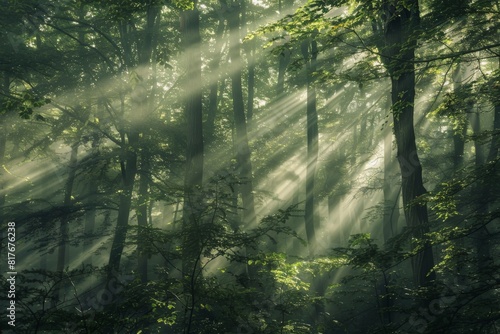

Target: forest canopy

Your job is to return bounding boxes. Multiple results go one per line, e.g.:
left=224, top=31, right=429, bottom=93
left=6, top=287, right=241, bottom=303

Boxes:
left=0, top=0, right=499, bottom=333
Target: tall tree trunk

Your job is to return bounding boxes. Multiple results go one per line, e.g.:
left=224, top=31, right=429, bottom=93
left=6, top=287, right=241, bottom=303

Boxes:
left=489, top=107, right=500, bottom=161
left=106, top=1, right=159, bottom=283
left=469, top=109, right=492, bottom=274
left=351, top=123, right=357, bottom=166
left=473, top=58, right=500, bottom=276
left=301, top=37, right=318, bottom=255
left=242, top=0, right=255, bottom=130
left=472, top=113, right=493, bottom=275
left=180, top=3, right=204, bottom=332
left=471, top=112, right=484, bottom=166
left=448, top=64, right=468, bottom=283
left=107, top=13, right=142, bottom=279
left=56, top=143, right=78, bottom=300
left=84, top=181, right=97, bottom=266
left=302, top=36, right=323, bottom=331
left=381, top=103, right=400, bottom=325
left=206, top=10, right=225, bottom=143
left=134, top=2, right=160, bottom=285
left=83, top=105, right=102, bottom=267
left=107, top=131, right=138, bottom=278
left=382, top=0, right=435, bottom=288
left=383, top=121, right=396, bottom=244
left=228, top=6, right=256, bottom=230
left=136, top=151, right=150, bottom=283
left=246, top=47, right=255, bottom=129
left=277, top=48, right=290, bottom=99
left=486, top=58, right=500, bottom=163
left=383, top=94, right=401, bottom=245
left=451, top=63, right=467, bottom=172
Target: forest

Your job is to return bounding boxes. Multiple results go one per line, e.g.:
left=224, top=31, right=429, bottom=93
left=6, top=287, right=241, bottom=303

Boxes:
left=0, top=0, right=499, bottom=333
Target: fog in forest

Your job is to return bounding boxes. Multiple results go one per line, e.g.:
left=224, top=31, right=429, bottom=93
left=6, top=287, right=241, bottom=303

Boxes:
left=0, top=0, right=499, bottom=333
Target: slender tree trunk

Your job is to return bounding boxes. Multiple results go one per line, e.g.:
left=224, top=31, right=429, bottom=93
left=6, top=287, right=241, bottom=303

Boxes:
left=180, top=0, right=204, bottom=265
left=302, top=36, right=323, bottom=331
left=351, top=123, right=357, bottom=166
left=453, top=128, right=467, bottom=170
left=84, top=181, right=97, bottom=266
left=246, top=48, right=255, bottom=129
left=451, top=62, right=467, bottom=172
left=486, top=58, right=500, bottom=162
left=383, top=121, right=393, bottom=243
left=206, top=11, right=225, bottom=143
left=473, top=57, right=500, bottom=275
left=471, top=113, right=492, bottom=275
left=382, top=0, right=435, bottom=288
left=180, top=4, right=204, bottom=182
left=242, top=0, right=256, bottom=129
left=446, top=64, right=468, bottom=284
left=228, top=6, right=256, bottom=230
left=107, top=13, right=142, bottom=279
left=180, top=3, right=204, bottom=332
left=107, top=131, right=138, bottom=277
left=469, top=109, right=490, bottom=270
left=56, top=143, right=78, bottom=301
left=83, top=102, right=103, bottom=267
left=136, top=151, right=150, bottom=283
left=277, top=48, right=290, bottom=99
left=471, top=112, right=485, bottom=166
left=301, top=38, right=318, bottom=255
left=489, top=104, right=500, bottom=161
left=133, top=3, right=160, bottom=286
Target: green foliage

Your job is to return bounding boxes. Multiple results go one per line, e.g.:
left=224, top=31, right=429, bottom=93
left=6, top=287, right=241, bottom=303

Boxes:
left=428, top=84, right=473, bottom=136
left=2, top=0, right=500, bottom=333
left=173, top=0, right=195, bottom=11
left=2, top=90, right=50, bottom=119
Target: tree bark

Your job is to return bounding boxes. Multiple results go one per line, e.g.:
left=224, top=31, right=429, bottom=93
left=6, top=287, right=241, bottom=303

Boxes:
left=382, top=114, right=400, bottom=245
left=136, top=150, right=150, bottom=283
left=180, top=4, right=204, bottom=331
left=486, top=58, right=500, bottom=163
left=246, top=48, right=255, bottom=129
left=106, top=1, right=158, bottom=277
left=451, top=63, right=467, bottom=171
left=84, top=181, right=97, bottom=266
left=56, top=142, right=78, bottom=300
left=301, top=37, right=318, bottom=255
left=277, top=48, right=290, bottom=99
left=242, top=0, right=255, bottom=130
left=473, top=57, right=500, bottom=276
left=351, top=123, right=357, bottom=166
left=382, top=0, right=435, bottom=288
left=133, top=2, right=160, bottom=284
left=206, top=11, right=225, bottom=143
left=107, top=131, right=138, bottom=278
left=228, top=6, right=256, bottom=230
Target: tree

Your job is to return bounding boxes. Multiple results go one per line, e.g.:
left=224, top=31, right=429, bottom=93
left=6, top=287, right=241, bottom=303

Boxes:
left=227, top=2, right=257, bottom=233
left=301, top=36, right=319, bottom=255
left=379, top=0, right=436, bottom=288
left=180, top=1, right=205, bottom=331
